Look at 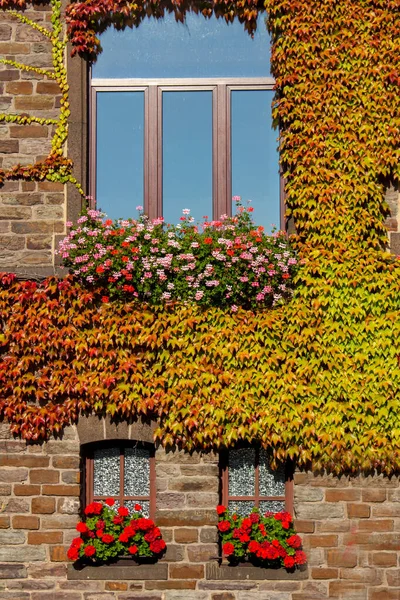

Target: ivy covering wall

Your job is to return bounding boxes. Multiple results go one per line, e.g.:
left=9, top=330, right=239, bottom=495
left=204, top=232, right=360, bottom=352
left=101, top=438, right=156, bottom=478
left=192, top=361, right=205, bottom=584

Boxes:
left=0, top=0, right=400, bottom=474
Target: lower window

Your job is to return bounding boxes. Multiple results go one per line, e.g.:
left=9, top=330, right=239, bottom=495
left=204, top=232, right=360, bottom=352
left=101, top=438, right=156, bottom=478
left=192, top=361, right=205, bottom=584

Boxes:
left=84, top=442, right=155, bottom=518
left=221, top=447, right=293, bottom=516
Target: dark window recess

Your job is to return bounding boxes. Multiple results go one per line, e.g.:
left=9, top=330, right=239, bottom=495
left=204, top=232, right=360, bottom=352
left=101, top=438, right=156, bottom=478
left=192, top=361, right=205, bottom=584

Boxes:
left=84, top=443, right=156, bottom=519
left=221, top=448, right=293, bottom=516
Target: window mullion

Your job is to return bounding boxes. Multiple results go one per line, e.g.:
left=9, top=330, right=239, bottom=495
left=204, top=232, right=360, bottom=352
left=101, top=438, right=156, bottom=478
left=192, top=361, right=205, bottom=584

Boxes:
left=214, top=84, right=230, bottom=219
left=145, top=85, right=160, bottom=220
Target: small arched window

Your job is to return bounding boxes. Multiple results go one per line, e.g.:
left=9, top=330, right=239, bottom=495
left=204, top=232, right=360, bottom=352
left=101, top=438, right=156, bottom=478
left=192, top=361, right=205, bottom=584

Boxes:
left=83, top=441, right=156, bottom=518
left=221, top=447, right=293, bottom=516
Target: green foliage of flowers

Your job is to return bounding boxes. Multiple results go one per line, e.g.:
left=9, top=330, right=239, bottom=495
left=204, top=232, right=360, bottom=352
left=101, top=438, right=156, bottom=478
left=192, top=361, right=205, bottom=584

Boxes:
left=58, top=200, right=298, bottom=310
left=67, top=499, right=166, bottom=564
left=217, top=505, right=306, bottom=569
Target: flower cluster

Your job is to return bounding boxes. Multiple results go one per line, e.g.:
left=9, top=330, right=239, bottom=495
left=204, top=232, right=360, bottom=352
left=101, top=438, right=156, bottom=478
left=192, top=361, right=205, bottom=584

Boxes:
left=67, top=499, right=166, bottom=564
left=58, top=198, right=297, bottom=310
left=216, top=505, right=307, bottom=569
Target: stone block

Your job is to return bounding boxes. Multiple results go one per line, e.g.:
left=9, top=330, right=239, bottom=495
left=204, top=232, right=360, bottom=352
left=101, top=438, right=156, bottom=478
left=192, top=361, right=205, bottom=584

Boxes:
left=174, top=528, right=198, bottom=544
left=42, top=484, right=80, bottom=496
left=6, top=81, right=33, bottom=95
left=0, top=531, right=25, bottom=545
left=0, top=546, right=46, bottom=562
left=157, top=493, right=186, bottom=510
left=0, top=455, right=49, bottom=468
left=30, top=469, right=60, bottom=484
left=3, top=498, right=29, bottom=512
left=362, top=489, right=386, bottom=502
left=327, top=549, right=358, bottom=568
left=145, top=581, right=197, bottom=590
left=31, top=496, right=56, bottom=514
left=369, top=552, right=398, bottom=567
left=325, top=488, right=361, bottom=502
left=9, top=125, right=48, bottom=138
left=14, top=484, right=41, bottom=496
left=347, top=503, right=370, bottom=518
left=294, top=487, right=324, bottom=502
left=52, top=456, right=80, bottom=469
left=57, top=497, right=80, bottom=515
left=296, top=503, right=345, bottom=520
left=0, top=563, right=27, bottom=579
left=186, top=493, right=219, bottom=508
left=169, top=563, right=205, bottom=579
left=28, top=531, right=63, bottom=544
left=0, top=516, right=10, bottom=528
left=187, top=543, right=218, bottom=562
left=12, top=515, right=39, bottom=530
left=156, top=509, right=217, bottom=527
left=14, top=95, right=54, bottom=110
left=168, top=477, right=217, bottom=492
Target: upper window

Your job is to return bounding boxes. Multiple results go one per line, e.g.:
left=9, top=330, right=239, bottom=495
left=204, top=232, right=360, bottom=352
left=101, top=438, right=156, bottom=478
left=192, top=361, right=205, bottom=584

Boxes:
left=90, top=13, right=281, bottom=232
left=221, top=448, right=293, bottom=516
left=84, top=442, right=155, bottom=518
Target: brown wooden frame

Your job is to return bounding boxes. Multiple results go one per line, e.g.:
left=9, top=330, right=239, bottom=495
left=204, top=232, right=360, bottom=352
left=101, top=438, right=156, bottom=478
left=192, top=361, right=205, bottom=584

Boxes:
left=89, top=77, right=283, bottom=225
left=84, top=442, right=156, bottom=519
left=220, top=448, right=294, bottom=515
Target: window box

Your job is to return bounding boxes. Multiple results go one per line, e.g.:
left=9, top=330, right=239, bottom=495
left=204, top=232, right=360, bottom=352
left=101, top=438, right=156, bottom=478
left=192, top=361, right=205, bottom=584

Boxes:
left=206, top=561, right=308, bottom=581
left=67, top=561, right=168, bottom=581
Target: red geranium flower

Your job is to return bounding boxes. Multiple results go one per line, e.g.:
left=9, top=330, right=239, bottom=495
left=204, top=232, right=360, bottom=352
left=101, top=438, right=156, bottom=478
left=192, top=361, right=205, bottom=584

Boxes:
left=283, top=556, right=295, bottom=569
left=222, top=542, right=235, bottom=556
left=287, top=535, right=302, bottom=549
left=128, top=545, right=138, bottom=555
left=118, top=506, right=129, bottom=517
left=84, top=502, right=103, bottom=516
left=136, top=518, right=153, bottom=531
left=101, top=534, right=115, bottom=544
left=204, top=237, right=213, bottom=244
left=71, top=537, right=83, bottom=548
left=216, top=505, right=226, bottom=516
left=105, top=498, right=115, bottom=507
left=84, top=545, right=96, bottom=557
left=134, top=503, right=142, bottom=512
left=67, top=547, right=79, bottom=561
left=294, top=550, right=307, bottom=565
left=249, top=512, right=260, bottom=524
left=149, top=539, right=166, bottom=554
left=113, top=516, right=123, bottom=525
left=217, top=520, right=231, bottom=532
left=76, top=522, right=88, bottom=533
left=248, top=540, right=260, bottom=553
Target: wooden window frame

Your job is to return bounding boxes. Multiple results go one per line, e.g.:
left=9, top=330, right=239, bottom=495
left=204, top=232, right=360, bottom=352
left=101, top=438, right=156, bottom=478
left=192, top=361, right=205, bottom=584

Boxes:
left=84, top=441, right=156, bottom=519
left=89, top=77, right=283, bottom=225
left=220, top=448, right=294, bottom=515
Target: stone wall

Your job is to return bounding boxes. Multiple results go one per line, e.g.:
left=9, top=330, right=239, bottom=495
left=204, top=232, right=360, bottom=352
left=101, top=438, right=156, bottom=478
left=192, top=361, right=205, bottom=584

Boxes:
left=0, top=420, right=399, bottom=600
left=0, top=3, right=80, bottom=278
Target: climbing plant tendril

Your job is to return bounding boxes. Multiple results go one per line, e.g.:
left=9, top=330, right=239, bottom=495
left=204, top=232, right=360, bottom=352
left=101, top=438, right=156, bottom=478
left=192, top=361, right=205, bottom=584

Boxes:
left=0, top=0, right=83, bottom=192
left=0, top=0, right=400, bottom=474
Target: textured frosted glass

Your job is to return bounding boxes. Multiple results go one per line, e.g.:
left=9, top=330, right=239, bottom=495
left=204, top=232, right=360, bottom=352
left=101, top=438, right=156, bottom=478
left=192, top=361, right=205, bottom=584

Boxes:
left=231, top=90, right=280, bottom=233
left=259, top=450, right=285, bottom=497
left=228, top=448, right=255, bottom=497
left=259, top=500, right=285, bottom=514
left=124, top=447, right=150, bottom=496
left=93, top=13, right=271, bottom=79
left=93, top=448, right=120, bottom=496
left=162, top=91, right=212, bottom=225
left=126, top=500, right=150, bottom=518
left=96, top=91, right=144, bottom=221
left=228, top=500, right=254, bottom=517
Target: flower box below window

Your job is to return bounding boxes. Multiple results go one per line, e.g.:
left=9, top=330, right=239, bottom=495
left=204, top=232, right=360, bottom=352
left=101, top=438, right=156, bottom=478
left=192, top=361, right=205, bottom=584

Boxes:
left=206, top=562, right=308, bottom=581
left=67, top=561, right=168, bottom=581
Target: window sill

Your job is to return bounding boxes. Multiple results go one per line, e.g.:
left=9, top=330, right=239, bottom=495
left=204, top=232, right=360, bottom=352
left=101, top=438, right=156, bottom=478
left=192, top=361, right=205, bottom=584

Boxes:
left=67, top=561, right=168, bottom=581
left=206, top=562, right=308, bottom=581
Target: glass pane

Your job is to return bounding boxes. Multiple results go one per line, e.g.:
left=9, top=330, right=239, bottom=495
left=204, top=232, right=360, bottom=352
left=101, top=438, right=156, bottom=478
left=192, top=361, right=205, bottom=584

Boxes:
left=231, top=90, right=280, bottom=233
left=93, top=14, right=271, bottom=79
left=259, top=500, right=285, bottom=514
left=228, top=500, right=254, bottom=517
left=124, top=447, right=150, bottom=496
left=259, top=449, right=285, bottom=497
left=228, top=448, right=255, bottom=497
left=93, top=448, right=120, bottom=497
left=162, top=91, right=212, bottom=224
left=125, top=500, right=150, bottom=518
left=96, top=91, right=144, bottom=221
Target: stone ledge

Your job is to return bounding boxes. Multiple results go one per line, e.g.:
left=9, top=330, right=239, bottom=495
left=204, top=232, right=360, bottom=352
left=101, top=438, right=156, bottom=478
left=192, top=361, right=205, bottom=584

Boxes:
left=205, top=562, right=309, bottom=581
left=67, top=562, right=168, bottom=580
